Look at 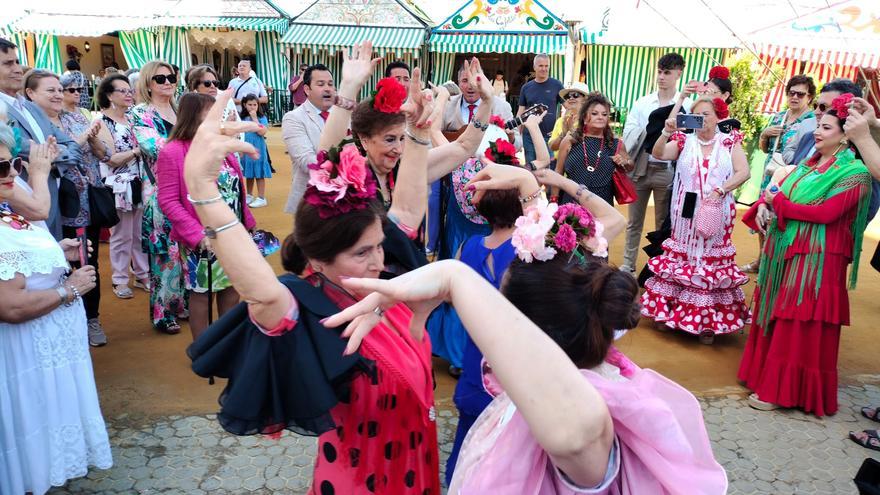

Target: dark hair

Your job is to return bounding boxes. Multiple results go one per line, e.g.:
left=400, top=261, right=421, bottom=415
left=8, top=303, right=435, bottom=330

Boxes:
left=171, top=64, right=180, bottom=76
left=573, top=92, right=615, bottom=144
left=658, top=53, right=685, bottom=71
left=502, top=257, right=640, bottom=368
left=475, top=189, right=522, bottom=229
left=96, top=73, right=131, bottom=109
left=708, top=77, right=734, bottom=104
left=282, top=201, right=386, bottom=274
left=384, top=60, right=410, bottom=78
left=303, top=63, right=330, bottom=87
left=351, top=99, right=406, bottom=141
left=185, top=64, right=219, bottom=92
left=786, top=75, right=816, bottom=97
left=239, top=94, right=265, bottom=120
left=0, top=38, right=16, bottom=54
left=496, top=70, right=505, bottom=76
left=65, top=59, right=80, bottom=71
left=23, top=69, right=60, bottom=100
left=168, top=93, right=214, bottom=143
left=820, top=78, right=862, bottom=98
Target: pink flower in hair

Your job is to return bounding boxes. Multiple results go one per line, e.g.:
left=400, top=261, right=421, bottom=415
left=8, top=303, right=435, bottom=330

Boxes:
left=337, top=145, right=368, bottom=191
left=512, top=199, right=558, bottom=262
left=583, top=220, right=608, bottom=258
left=830, top=93, right=854, bottom=119
left=553, top=223, right=577, bottom=252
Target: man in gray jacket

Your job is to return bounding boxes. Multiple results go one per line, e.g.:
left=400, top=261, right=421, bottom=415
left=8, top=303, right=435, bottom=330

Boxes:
left=0, top=37, right=82, bottom=240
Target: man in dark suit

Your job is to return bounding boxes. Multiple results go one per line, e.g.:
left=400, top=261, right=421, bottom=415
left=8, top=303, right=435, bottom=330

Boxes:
left=0, top=37, right=82, bottom=240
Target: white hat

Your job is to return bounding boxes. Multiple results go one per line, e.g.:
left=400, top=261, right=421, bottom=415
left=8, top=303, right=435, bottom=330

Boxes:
left=559, top=82, right=590, bottom=100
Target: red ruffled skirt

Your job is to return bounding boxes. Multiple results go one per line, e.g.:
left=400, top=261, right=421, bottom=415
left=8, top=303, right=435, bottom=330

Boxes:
left=641, top=204, right=751, bottom=335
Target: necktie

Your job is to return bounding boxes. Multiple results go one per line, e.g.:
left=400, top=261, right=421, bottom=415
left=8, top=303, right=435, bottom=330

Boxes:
left=320, top=111, right=329, bottom=122
left=467, top=104, right=476, bottom=123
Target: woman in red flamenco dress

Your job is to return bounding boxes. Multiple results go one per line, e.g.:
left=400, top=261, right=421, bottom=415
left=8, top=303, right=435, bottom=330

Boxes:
left=738, top=94, right=873, bottom=417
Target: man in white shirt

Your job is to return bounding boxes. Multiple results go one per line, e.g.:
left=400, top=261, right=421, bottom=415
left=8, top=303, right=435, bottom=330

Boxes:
left=0, top=37, right=82, bottom=240
left=282, top=64, right=336, bottom=218
left=229, top=59, right=268, bottom=112
left=620, top=52, right=692, bottom=272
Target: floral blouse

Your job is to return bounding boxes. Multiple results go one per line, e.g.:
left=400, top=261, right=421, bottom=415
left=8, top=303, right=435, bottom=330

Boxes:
left=58, top=110, right=104, bottom=227
left=102, top=113, right=147, bottom=211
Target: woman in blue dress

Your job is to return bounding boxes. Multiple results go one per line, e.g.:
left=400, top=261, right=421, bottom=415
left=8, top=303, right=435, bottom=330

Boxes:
left=239, top=94, right=271, bottom=208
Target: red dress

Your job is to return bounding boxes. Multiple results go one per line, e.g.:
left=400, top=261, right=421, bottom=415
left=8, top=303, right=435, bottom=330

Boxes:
left=738, top=175, right=862, bottom=417
left=308, top=293, right=439, bottom=495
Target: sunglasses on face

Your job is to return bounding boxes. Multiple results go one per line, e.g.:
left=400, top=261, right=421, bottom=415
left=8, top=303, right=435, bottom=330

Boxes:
left=151, top=74, right=177, bottom=85
left=200, top=80, right=220, bottom=88
left=64, top=87, right=83, bottom=94
left=788, top=90, right=808, bottom=98
left=0, top=157, right=23, bottom=178
left=814, top=102, right=828, bottom=112
left=564, top=93, right=584, bottom=100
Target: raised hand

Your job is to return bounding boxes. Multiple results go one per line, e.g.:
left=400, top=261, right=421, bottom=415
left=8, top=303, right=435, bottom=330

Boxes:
left=466, top=58, right=494, bottom=102
left=27, top=140, right=53, bottom=177
left=850, top=96, right=878, bottom=127
left=523, top=110, right=547, bottom=130
left=341, top=41, right=382, bottom=92
left=399, top=67, right=433, bottom=133
left=467, top=160, right=539, bottom=204
left=844, top=110, right=871, bottom=142
left=184, top=89, right=262, bottom=191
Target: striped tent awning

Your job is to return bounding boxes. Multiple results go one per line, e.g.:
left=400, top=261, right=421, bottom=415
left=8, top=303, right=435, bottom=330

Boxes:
left=10, top=13, right=156, bottom=37
left=161, top=16, right=289, bottom=35
left=281, top=24, right=424, bottom=56
left=430, top=33, right=567, bottom=55
left=33, top=33, right=64, bottom=74
left=753, top=43, right=880, bottom=70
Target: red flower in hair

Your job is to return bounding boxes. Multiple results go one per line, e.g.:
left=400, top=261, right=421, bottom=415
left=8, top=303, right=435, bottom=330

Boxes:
left=708, top=66, right=730, bottom=80
left=830, top=93, right=854, bottom=119
left=374, top=77, right=407, bottom=113
left=712, top=98, right=730, bottom=119
left=485, top=138, right=519, bottom=165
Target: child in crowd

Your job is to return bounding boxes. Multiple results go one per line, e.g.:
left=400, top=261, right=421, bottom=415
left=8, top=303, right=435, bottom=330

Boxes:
left=239, top=94, right=271, bottom=208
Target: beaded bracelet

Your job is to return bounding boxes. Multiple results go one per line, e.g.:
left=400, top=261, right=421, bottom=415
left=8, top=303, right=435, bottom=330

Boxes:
left=472, top=118, right=489, bottom=131
left=519, top=188, right=542, bottom=204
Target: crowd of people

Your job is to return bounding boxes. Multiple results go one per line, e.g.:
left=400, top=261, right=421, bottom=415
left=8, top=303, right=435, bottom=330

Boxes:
left=1, top=32, right=880, bottom=494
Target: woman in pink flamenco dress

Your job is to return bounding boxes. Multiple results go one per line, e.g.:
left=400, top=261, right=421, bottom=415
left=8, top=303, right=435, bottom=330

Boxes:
left=327, top=164, right=728, bottom=494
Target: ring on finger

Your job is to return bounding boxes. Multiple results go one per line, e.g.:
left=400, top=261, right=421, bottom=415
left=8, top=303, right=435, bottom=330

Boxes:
left=220, top=122, right=226, bottom=133
left=373, top=307, right=385, bottom=318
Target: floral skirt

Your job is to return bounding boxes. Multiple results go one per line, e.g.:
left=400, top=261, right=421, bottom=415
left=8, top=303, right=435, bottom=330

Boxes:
left=183, top=248, right=232, bottom=293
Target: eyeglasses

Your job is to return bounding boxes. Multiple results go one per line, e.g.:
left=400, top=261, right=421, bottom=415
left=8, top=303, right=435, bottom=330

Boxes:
left=814, top=102, right=828, bottom=112
left=112, top=88, right=135, bottom=95
left=0, top=157, right=23, bottom=178
left=151, top=74, right=178, bottom=85
left=788, top=90, right=808, bottom=98
left=200, top=80, right=220, bottom=88
left=64, top=87, right=83, bottom=94
left=564, top=92, right=584, bottom=100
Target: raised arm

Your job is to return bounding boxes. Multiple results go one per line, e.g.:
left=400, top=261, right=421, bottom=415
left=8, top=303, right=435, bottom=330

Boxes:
left=7, top=140, right=54, bottom=220
left=534, top=167, right=626, bottom=243
left=386, top=68, right=433, bottom=229
left=845, top=98, right=880, bottom=181
left=651, top=116, right=683, bottom=161
left=425, top=58, right=494, bottom=182
left=428, top=83, right=451, bottom=147
left=523, top=111, right=550, bottom=168
left=326, top=260, right=614, bottom=488
left=184, top=89, right=291, bottom=330
left=318, top=42, right=382, bottom=152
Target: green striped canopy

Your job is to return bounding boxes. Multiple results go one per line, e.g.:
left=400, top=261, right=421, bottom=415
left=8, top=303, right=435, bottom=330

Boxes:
left=430, top=33, right=567, bottom=55
left=33, top=33, right=64, bottom=74
left=255, top=30, right=288, bottom=89
left=584, top=45, right=727, bottom=115
left=160, top=27, right=192, bottom=83
left=163, top=17, right=289, bottom=34
left=0, top=28, right=30, bottom=66
left=119, top=30, right=158, bottom=70
left=282, top=24, right=425, bottom=56
left=429, top=51, right=564, bottom=88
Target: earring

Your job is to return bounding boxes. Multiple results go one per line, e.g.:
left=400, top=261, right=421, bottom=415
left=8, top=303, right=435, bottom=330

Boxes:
left=841, top=139, right=849, bottom=146
left=312, top=264, right=322, bottom=273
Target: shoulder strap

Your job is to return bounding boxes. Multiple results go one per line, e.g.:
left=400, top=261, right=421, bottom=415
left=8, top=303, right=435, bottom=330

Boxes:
left=234, top=77, right=254, bottom=99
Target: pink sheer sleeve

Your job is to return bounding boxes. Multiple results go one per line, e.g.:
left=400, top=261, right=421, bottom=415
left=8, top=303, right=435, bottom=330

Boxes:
left=248, top=291, right=299, bottom=336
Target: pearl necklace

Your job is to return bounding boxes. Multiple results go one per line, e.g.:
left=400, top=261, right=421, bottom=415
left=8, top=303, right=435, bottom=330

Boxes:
left=697, top=134, right=717, bottom=146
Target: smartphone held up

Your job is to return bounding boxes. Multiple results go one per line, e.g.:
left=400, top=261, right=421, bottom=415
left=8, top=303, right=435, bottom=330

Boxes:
left=676, top=114, right=705, bottom=130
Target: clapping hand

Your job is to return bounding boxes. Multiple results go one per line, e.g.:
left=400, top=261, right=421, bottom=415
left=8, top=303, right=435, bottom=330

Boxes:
left=88, top=120, right=102, bottom=140
left=400, top=67, right=433, bottom=132
left=464, top=58, right=494, bottom=102
left=27, top=140, right=54, bottom=177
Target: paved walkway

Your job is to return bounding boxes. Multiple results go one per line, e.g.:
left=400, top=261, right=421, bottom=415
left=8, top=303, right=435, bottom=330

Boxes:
left=48, top=377, right=880, bottom=494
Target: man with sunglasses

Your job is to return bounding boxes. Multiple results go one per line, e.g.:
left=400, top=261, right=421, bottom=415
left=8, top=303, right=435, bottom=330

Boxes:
left=0, top=38, right=82, bottom=240
left=229, top=59, right=268, bottom=112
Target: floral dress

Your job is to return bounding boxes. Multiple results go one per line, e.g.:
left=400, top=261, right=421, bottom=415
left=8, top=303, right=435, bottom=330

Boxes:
left=130, top=103, right=187, bottom=330
left=101, top=114, right=146, bottom=211
left=58, top=110, right=105, bottom=227
left=760, top=109, right=814, bottom=189
left=183, top=159, right=240, bottom=293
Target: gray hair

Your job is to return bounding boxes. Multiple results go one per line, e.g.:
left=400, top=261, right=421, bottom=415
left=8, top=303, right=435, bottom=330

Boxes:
left=0, top=123, right=16, bottom=153
left=533, top=53, right=550, bottom=65
left=128, top=71, right=140, bottom=88
left=59, top=72, right=78, bottom=88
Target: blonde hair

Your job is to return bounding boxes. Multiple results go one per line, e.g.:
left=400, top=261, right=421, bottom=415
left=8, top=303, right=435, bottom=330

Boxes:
left=136, top=60, right=176, bottom=109
left=691, top=96, right=718, bottom=115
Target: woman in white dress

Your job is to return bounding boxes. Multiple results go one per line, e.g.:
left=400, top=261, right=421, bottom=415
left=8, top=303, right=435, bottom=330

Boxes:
left=0, top=121, right=112, bottom=494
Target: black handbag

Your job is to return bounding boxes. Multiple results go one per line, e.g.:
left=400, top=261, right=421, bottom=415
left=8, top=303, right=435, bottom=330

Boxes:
left=58, top=176, right=81, bottom=218
left=88, top=183, right=120, bottom=228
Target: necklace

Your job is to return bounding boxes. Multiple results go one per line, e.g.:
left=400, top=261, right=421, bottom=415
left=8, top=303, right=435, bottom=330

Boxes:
left=0, top=208, right=32, bottom=230
left=697, top=134, right=717, bottom=146
left=582, top=135, right=605, bottom=173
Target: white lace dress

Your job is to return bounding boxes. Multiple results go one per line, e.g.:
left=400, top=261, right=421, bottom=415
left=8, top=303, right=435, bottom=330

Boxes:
left=0, top=225, right=113, bottom=494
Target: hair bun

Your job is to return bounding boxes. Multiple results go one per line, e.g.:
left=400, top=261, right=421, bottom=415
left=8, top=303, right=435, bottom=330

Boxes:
left=708, top=66, right=730, bottom=80
left=589, top=265, right=640, bottom=331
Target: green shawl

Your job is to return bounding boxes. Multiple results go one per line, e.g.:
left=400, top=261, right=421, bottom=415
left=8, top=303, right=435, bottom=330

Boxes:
left=756, top=148, right=872, bottom=331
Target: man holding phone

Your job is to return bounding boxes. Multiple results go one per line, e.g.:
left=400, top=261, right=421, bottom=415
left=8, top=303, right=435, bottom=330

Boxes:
left=288, top=63, right=309, bottom=109
left=620, top=52, right=693, bottom=273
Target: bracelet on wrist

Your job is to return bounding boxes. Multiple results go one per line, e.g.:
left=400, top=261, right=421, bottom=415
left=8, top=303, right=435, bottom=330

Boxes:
left=660, top=129, right=672, bottom=138
left=204, top=219, right=241, bottom=239
left=519, top=187, right=542, bottom=204
left=404, top=128, right=431, bottom=146
left=471, top=118, right=489, bottom=131
left=334, top=95, right=356, bottom=111
left=56, top=285, right=68, bottom=306
left=187, top=193, right=223, bottom=206
left=575, top=184, right=593, bottom=200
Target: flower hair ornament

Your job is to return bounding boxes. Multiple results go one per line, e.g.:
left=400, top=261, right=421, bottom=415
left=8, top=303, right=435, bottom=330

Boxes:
left=484, top=138, right=520, bottom=166
left=708, top=66, right=730, bottom=80
left=372, top=77, right=407, bottom=113
left=712, top=98, right=730, bottom=119
left=303, top=139, right=378, bottom=219
left=512, top=199, right=608, bottom=263
left=489, top=115, right=506, bottom=128
left=830, top=93, right=854, bottom=119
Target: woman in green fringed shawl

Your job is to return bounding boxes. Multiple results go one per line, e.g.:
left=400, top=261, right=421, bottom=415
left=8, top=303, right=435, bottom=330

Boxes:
left=738, top=93, right=872, bottom=417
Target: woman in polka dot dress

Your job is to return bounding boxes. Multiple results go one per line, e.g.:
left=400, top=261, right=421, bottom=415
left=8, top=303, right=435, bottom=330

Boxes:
left=641, top=96, right=752, bottom=345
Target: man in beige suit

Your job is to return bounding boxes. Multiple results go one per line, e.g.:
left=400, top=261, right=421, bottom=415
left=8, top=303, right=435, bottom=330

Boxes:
left=282, top=64, right=336, bottom=217
left=442, top=66, right=521, bottom=151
